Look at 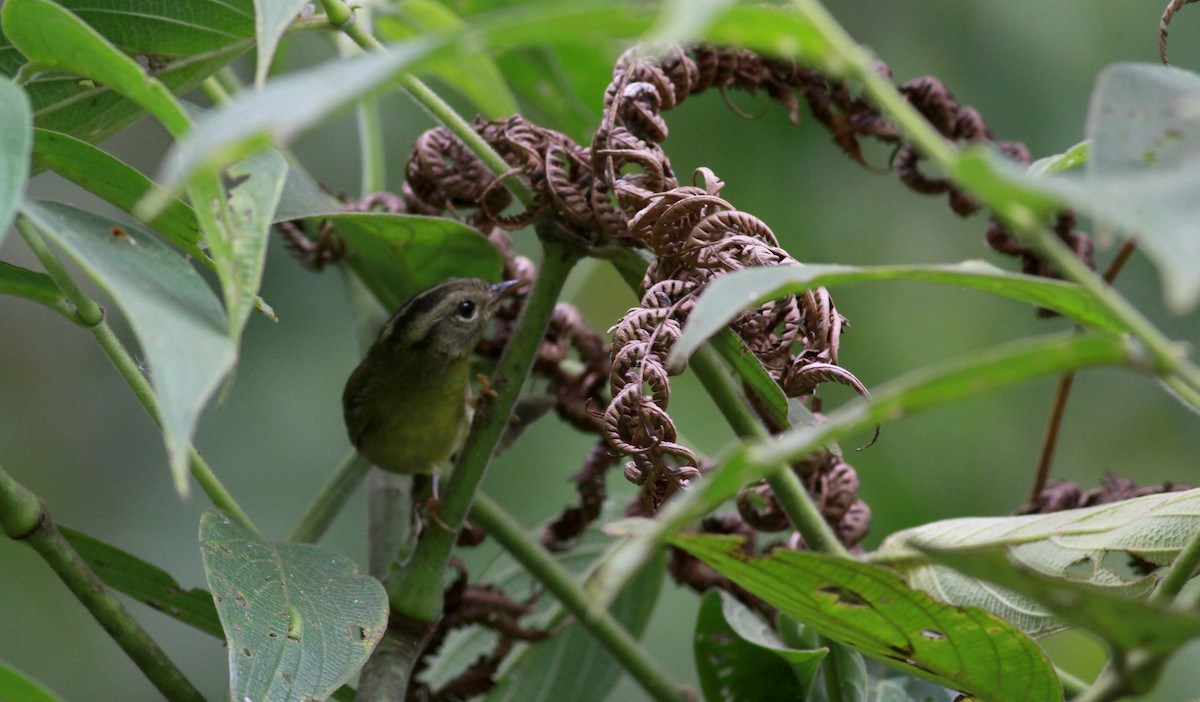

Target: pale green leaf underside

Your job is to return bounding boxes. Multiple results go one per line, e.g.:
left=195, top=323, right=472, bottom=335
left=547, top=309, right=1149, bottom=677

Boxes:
left=0, top=660, right=62, bottom=702
left=252, top=0, right=311, bottom=87
left=0, top=76, right=31, bottom=249
left=200, top=510, right=388, bottom=702
left=20, top=200, right=233, bottom=494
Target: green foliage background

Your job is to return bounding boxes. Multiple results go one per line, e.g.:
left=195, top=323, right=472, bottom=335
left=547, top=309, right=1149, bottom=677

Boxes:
left=1, top=1, right=1198, bottom=699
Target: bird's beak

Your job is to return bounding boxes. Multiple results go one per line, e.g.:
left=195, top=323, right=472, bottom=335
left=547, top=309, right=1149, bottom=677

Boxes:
left=490, top=279, right=523, bottom=302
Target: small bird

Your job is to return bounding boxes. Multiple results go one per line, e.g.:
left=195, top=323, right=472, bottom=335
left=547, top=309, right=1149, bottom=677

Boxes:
left=343, top=278, right=521, bottom=479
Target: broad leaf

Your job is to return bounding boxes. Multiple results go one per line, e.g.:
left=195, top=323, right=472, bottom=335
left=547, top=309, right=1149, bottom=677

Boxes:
left=252, top=0, right=312, bottom=87
left=1028, top=140, right=1089, bottom=177
left=485, top=553, right=666, bottom=702
left=671, top=534, right=1061, bottom=702
left=0, top=0, right=252, bottom=142
left=0, top=660, right=61, bottom=702
left=318, top=212, right=504, bottom=310
left=31, top=129, right=202, bottom=259
left=875, top=487, right=1200, bottom=636
left=376, top=1, right=518, bottom=118
left=200, top=510, right=388, bottom=702
left=920, top=545, right=1200, bottom=656
left=694, top=591, right=825, bottom=702
left=0, top=76, right=31, bottom=248
left=1, top=0, right=192, bottom=136
left=61, top=526, right=222, bottom=638
left=20, top=200, right=234, bottom=495
left=651, top=0, right=740, bottom=43
left=701, top=4, right=832, bottom=71
left=671, top=261, right=1126, bottom=367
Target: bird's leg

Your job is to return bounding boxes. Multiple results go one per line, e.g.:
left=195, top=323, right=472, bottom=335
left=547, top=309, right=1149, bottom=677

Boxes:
left=413, top=474, right=454, bottom=533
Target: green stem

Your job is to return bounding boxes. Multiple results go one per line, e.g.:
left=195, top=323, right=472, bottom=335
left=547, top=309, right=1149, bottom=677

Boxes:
left=470, top=494, right=688, bottom=702
left=357, top=95, right=387, bottom=195
left=0, top=465, right=205, bottom=702
left=1056, top=666, right=1090, bottom=697
left=315, top=0, right=533, bottom=207
left=689, top=347, right=847, bottom=557
left=1150, top=518, right=1200, bottom=605
left=287, top=450, right=372, bottom=544
left=16, top=216, right=259, bottom=534
left=200, top=76, right=233, bottom=106
left=387, top=232, right=580, bottom=621
left=789, top=0, right=1200, bottom=407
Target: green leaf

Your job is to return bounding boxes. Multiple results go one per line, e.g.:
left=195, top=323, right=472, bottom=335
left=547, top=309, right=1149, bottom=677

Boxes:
left=595, top=334, right=1137, bottom=606
left=31, top=129, right=202, bottom=259
left=700, top=4, right=833, bottom=71
left=708, top=328, right=790, bottom=427
left=651, top=0, right=740, bottom=44
left=1027, top=140, right=1090, bottom=177
left=671, top=534, right=1062, bottom=702
left=0, top=659, right=62, bottom=702
left=875, top=487, right=1200, bottom=636
left=0, top=261, right=69, bottom=316
left=0, top=76, right=31, bottom=248
left=376, top=1, right=518, bottom=118
left=20, top=200, right=235, bottom=495
left=209, top=148, right=288, bottom=340
left=199, top=509, right=388, bottom=702
left=60, top=525, right=222, bottom=638
left=0, top=0, right=252, bottom=142
left=671, top=261, right=1126, bottom=367
left=1, top=0, right=192, bottom=136
left=1008, top=64, right=1200, bottom=312
left=694, top=591, right=826, bottom=702
left=485, top=552, right=665, bottom=702
left=252, top=0, right=311, bottom=87
left=918, top=544, right=1200, bottom=656
left=318, top=212, right=504, bottom=310
left=494, top=45, right=609, bottom=142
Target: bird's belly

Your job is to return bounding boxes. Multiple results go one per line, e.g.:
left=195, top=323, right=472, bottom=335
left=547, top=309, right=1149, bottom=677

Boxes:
left=358, top=396, right=465, bottom=474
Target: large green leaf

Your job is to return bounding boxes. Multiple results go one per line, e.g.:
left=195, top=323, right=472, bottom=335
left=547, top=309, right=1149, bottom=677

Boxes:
left=376, top=1, right=518, bottom=118
left=920, top=545, right=1200, bottom=656
left=484, top=553, right=666, bottom=702
left=0, top=0, right=252, bottom=142
left=0, top=660, right=62, bottom=702
left=60, top=526, right=222, bottom=638
left=874, top=488, right=1200, bottom=636
left=1, top=0, right=193, bottom=136
left=0, top=76, right=31, bottom=248
left=318, top=212, right=504, bottom=311
left=199, top=510, right=387, bottom=702
left=671, top=534, right=1061, bottom=702
left=20, top=200, right=234, bottom=495
left=31, top=129, right=202, bottom=259
left=671, top=261, right=1126, bottom=367
left=0, top=261, right=70, bottom=317
left=694, top=591, right=826, bottom=702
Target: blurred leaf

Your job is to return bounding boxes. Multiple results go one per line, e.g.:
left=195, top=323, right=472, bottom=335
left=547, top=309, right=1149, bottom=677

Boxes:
left=701, top=4, right=832, bottom=70
left=670, top=261, right=1126, bottom=367
left=0, top=76, right=31, bottom=248
left=919, top=544, right=1200, bottom=656
left=485, top=552, right=665, bottom=702
left=0, top=261, right=66, bottom=314
left=321, top=212, right=503, bottom=310
left=670, top=534, right=1062, bottom=702
left=252, top=0, right=311, bottom=87
left=60, top=525, right=222, bottom=638
left=0, top=660, right=62, bottom=702
left=377, top=1, right=518, bottom=118
left=143, top=2, right=658, bottom=214
left=651, top=0, right=738, bottom=43
left=1004, top=64, right=1200, bottom=312
left=876, top=488, right=1200, bottom=636
left=0, top=0, right=251, bottom=142
left=20, top=200, right=234, bottom=495
left=496, top=45, right=609, bottom=142
left=1028, top=140, right=1090, bottom=177
left=694, top=591, right=826, bottom=702
left=706, top=328, right=790, bottom=428
left=31, top=129, right=203, bottom=259
left=199, top=509, right=387, bottom=702
left=211, top=148, right=288, bottom=339
left=273, top=166, right=341, bottom=222
left=1, top=0, right=193, bottom=136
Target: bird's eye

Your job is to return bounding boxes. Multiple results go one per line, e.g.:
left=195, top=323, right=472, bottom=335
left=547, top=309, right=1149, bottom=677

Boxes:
left=455, top=299, right=477, bottom=320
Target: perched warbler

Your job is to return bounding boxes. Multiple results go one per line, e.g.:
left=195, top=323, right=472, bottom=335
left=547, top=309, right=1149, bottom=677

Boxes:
left=343, top=278, right=521, bottom=477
